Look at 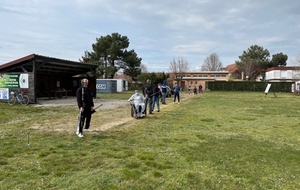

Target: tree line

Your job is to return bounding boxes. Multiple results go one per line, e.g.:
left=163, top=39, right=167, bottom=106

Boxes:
left=80, top=32, right=290, bottom=84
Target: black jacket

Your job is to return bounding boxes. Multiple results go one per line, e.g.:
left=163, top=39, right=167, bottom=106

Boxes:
left=76, top=87, right=94, bottom=109
left=143, top=84, right=153, bottom=97
left=153, top=87, right=161, bottom=97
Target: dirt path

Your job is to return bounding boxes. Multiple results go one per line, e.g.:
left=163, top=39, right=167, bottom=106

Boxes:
left=32, top=97, right=132, bottom=133
left=33, top=94, right=196, bottom=133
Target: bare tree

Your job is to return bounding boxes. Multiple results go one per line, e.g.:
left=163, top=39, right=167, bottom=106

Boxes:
left=291, top=53, right=300, bottom=66
left=201, top=53, right=223, bottom=71
left=236, top=58, right=260, bottom=80
left=140, top=64, right=148, bottom=73
left=290, top=54, right=300, bottom=79
left=169, top=57, right=190, bottom=82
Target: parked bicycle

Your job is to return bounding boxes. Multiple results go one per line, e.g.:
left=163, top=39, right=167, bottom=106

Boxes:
left=8, top=90, right=29, bottom=106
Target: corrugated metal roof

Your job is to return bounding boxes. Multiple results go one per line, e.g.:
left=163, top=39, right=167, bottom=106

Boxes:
left=0, top=54, right=97, bottom=76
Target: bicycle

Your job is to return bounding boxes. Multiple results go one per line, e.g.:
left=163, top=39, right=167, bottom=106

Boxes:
left=8, top=90, right=29, bottom=106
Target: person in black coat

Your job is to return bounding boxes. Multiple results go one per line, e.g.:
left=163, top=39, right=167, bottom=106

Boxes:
left=76, top=78, right=94, bottom=137
left=151, top=83, right=161, bottom=112
left=143, top=79, right=153, bottom=114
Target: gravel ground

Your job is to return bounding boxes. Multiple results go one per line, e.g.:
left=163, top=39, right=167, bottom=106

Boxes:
left=32, top=95, right=189, bottom=133
left=32, top=97, right=132, bottom=133
left=34, top=97, right=128, bottom=110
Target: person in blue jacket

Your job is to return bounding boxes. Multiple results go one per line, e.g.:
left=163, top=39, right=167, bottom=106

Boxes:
left=173, top=82, right=181, bottom=104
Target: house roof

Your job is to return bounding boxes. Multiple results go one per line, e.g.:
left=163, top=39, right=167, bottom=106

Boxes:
left=0, top=54, right=97, bottom=76
left=224, top=63, right=238, bottom=73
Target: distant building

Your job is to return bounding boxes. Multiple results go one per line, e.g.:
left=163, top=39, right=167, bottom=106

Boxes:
left=170, top=71, right=230, bottom=90
left=224, top=63, right=242, bottom=80
left=0, top=54, right=97, bottom=103
left=265, top=67, right=300, bottom=82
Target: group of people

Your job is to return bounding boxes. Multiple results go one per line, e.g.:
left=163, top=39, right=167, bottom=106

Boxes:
left=187, top=84, right=203, bottom=95
left=128, top=79, right=182, bottom=117
left=75, top=78, right=183, bottom=138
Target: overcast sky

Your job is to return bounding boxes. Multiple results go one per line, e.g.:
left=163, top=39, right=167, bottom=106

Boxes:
left=1, top=0, right=300, bottom=72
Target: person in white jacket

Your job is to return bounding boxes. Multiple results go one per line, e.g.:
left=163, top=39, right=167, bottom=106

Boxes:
left=128, top=90, right=146, bottom=117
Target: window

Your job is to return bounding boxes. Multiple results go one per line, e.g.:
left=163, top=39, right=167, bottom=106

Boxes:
left=197, top=74, right=208, bottom=77
left=280, top=71, right=287, bottom=78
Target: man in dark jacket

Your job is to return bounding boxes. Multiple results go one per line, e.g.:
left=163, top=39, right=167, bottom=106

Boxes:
left=151, top=83, right=161, bottom=112
left=173, top=82, right=181, bottom=104
left=76, top=78, right=94, bottom=137
left=143, top=79, right=153, bottom=114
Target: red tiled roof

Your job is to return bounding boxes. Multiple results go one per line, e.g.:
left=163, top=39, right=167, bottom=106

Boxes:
left=224, top=63, right=238, bottom=73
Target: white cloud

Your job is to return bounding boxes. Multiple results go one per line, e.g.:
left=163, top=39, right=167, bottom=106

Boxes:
left=1, top=0, right=300, bottom=72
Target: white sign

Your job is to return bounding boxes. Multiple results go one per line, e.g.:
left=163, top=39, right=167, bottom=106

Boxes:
left=19, top=74, right=29, bottom=88
left=0, top=88, right=9, bottom=100
left=96, top=84, right=107, bottom=89
left=264, top=83, right=272, bottom=94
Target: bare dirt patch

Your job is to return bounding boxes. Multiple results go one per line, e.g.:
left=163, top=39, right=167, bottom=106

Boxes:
left=32, top=94, right=195, bottom=134
left=33, top=97, right=133, bottom=133
left=35, top=97, right=127, bottom=110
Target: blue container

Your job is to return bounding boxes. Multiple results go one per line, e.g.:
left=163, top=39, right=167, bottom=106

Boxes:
left=96, top=79, right=117, bottom=93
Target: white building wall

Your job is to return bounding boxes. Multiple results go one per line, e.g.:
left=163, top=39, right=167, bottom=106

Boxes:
left=287, top=70, right=292, bottom=78
left=274, top=70, right=280, bottom=78
left=293, top=70, right=300, bottom=79
left=266, top=68, right=300, bottom=81
left=115, top=79, right=128, bottom=92
left=280, top=70, right=287, bottom=78
left=96, top=79, right=128, bottom=92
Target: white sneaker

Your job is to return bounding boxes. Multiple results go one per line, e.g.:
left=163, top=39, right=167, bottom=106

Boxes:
left=76, top=131, right=79, bottom=135
left=84, top=128, right=93, bottom=132
left=77, top=133, right=83, bottom=138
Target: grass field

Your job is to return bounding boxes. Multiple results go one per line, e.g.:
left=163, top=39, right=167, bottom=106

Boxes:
left=1, top=91, right=300, bottom=189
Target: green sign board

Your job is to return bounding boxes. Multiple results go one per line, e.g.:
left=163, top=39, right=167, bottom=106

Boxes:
left=0, top=73, right=29, bottom=88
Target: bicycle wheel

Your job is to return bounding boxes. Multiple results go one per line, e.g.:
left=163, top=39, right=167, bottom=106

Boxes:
left=8, top=95, right=16, bottom=105
left=20, top=95, right=29, bottom=106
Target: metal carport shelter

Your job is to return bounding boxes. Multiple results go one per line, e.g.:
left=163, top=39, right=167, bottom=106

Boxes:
left=0, top=54, right=97, bottom=103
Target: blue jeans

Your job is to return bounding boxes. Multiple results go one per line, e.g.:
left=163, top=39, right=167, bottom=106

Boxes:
left=174, top=93, right=180, bottom=103
left=145, top=96, right=153, bottom=113
left=161, top=92, right=166, bottom=104
left=152, top=96, right=160, bottom=111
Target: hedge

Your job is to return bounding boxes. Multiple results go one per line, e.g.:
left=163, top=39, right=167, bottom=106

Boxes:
left=206, top=81, right=294, bottom=92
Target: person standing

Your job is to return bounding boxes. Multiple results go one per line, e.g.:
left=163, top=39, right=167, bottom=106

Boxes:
left=76, top=78, right=94, bottom=138
left=161, top=80, right=167, bottom=104
left=152, top=83, right=161, bottom=112
left=144, top=79, right=153, bottom=114
left=199, top=84, right=203, bottom=94
left=188, top=86, right=191, bottom=95
left=158, top=83, right=162, bottom=103
left=173, top=82, right=181, bottom=104
left=193, top=86, right=198, bottom=95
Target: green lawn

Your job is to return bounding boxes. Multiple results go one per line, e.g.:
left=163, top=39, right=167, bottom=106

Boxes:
left=1, top=92, right=300, bottom=189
